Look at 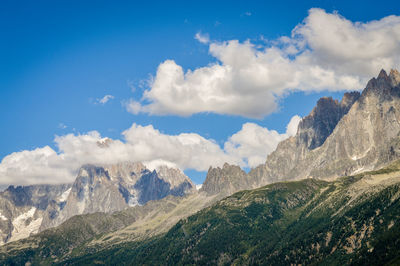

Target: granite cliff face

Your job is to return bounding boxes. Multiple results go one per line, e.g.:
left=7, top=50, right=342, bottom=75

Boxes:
left=248, top=69, right=400, bottom=185
left=0, top=184, right=71, bottom=245
left=0, top=162, right=195, bottom=245
left=200, top=163, right=249, bottom=196
left=41, top=162, right=195, bottom=232
left=297, top=92, right=360, bottom=150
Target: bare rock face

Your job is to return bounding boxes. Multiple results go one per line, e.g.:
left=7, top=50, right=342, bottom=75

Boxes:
left=250, top=69, right=400, bottom=184
left=200, top=163, right=249, bottom=196
left=298, top=92, right=360, bottom=150
left=135, top=166, right=194, bottom=204
left=40, top=162, right=195, bottom=231
left=0, top=184, right=71, bottom=245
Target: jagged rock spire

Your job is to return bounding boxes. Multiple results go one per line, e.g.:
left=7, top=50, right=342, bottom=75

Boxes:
left=378, top=69, right=388, bottom=79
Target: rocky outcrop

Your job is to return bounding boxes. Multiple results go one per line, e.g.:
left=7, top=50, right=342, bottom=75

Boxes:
left=200, top=163, right=249, bottom=196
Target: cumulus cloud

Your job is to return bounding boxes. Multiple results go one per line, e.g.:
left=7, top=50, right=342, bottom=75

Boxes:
left=127, top=8, right=400, bottom=118
left=286, top=115, right=302, bottom=136
left=97, top=94, right=114, bottom=104
left=224, top=115, right=301, bottom=167
left=0, top=117, right=300, bottom=185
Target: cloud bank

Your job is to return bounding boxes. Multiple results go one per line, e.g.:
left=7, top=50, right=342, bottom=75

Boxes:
left=0, top=117, right=300, bottom=185
left=127, top=8, right=400, bottom=118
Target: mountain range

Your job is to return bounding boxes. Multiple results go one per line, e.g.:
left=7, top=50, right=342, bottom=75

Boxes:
left=0, top=162, right=195, bottom=245
left=2, top=69, right=400, bottom=264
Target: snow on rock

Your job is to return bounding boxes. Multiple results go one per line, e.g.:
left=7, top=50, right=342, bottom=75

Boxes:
left=58, top=188, right=72, bottom=202
left=9, top=207, right=43, bottom=242
left=0, top=212, right=7, bottom=221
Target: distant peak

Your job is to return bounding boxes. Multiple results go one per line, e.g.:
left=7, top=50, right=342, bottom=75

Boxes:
left=309, top=97, right=339, bottom=117
left=223, top=162, right=231, bottom=169
left=378, top=69, right=388, bottom=79
left=363, top=69, right=399, bottom=99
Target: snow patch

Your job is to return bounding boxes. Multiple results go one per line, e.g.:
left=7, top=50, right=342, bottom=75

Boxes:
left=9, top=207, right=43, bottom=242
left=128, top=195, right=140, bottom=207
left=0, top=212, right=7, bottom=221
left=350, top=148, right=371, bottom=161
left=58, top=188, right=72, bottom=202
left=196, top=184, right=203, bottom=190
left=351, top=167, right=365, bottom=175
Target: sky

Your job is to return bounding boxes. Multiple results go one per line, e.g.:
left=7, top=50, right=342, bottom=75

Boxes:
left=1, top=0, right=400, bottom=185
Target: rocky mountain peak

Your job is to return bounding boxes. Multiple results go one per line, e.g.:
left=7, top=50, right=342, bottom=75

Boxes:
left=249, top=68, right=400, bottom=186
left=156, top=166, right=194, bottom=189
left=78, top=164, right=111, bottom=182
left=103, top=161, right=147, bottom=183
left=297, top=91, right=360, bottom=150
left=362, top=68, right=400, bottom=100
left=378, top=68, right=388, bottom=79
left=200, top=163, right=249, bottom=196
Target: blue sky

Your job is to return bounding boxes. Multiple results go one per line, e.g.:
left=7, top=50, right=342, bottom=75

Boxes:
left=1, top=0, right=400, bottom=185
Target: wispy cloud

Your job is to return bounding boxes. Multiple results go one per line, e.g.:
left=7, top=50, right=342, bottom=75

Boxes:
left=127, top=80, right=136, bottom=92
left=194, top=32, right=210, bottom=44
left=97, top=94, right=114, bottom=105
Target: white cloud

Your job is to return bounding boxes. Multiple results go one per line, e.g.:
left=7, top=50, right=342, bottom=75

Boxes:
left=224, top=115, right=301, bottom=167
left=127, top=8, right=400, bottom=118
left=97, top=95, right=114, bottom=104
left=286, top=115, right=302, bottom=137
left=0, top=117, right=300, bottom=185
left=124, top=99, right=142, bottom=114
left=194, top=32, right=210, bottom=44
